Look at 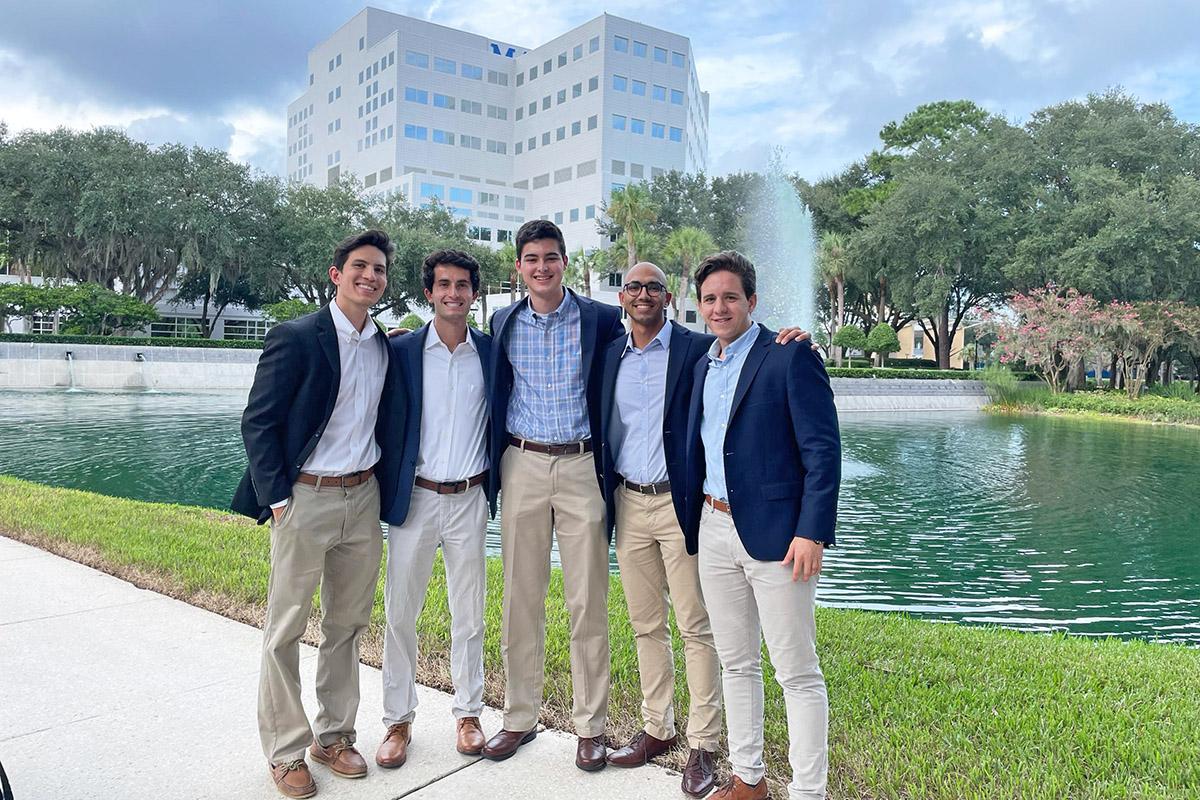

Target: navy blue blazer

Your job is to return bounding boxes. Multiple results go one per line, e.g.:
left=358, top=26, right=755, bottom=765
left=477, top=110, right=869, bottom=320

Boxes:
left=375, top=322, right=496, bottom=526
left=683, top=326, right=841, bottom=559
left=599, top=321, right=714, bottom=541
left=487, top=289, right=626, bottom=491
left=231, top=304, right=401, bottom=524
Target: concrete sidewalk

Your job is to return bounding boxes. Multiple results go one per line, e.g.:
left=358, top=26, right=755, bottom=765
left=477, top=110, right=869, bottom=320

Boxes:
left=0, top=535, right=683, bottom=799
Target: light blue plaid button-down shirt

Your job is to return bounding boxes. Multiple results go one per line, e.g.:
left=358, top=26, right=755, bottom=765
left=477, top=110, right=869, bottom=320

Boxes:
left=504, top=290, right=591, bottom=444
left=701, top=322, right=761, bottom=502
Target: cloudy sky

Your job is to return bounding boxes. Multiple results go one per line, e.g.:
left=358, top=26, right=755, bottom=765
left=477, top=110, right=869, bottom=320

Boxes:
left=1, top=0, right=1197, bottom=181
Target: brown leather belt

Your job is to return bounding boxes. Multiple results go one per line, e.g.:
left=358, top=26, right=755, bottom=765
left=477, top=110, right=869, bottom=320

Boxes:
left=704, top=494, right=731, bottom=514
left=296, top=467, right=374, bottom=488
left=508, top=435, right=593, bottom=455
left=414, top=471, right=488, bottom=494
left=621, top=477, right=672, bottom=496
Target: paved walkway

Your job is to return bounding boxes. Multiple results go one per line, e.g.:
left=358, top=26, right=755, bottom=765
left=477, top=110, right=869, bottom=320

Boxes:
left=0, top=535, right=682, bottom=799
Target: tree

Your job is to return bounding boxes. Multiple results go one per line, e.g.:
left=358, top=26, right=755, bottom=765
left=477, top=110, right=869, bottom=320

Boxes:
left=58, top=284, right=160, bottom=335
left=398, top=313, right=424, bottom=330
left=566, top=248, right=599, bottom=298
left=832, top=325, right=867, bottom=366
left=818, top=231, right=850, bottom=364
left=274, top=176, right=373, bottom=307
left=263, top=298, right=318, bottom=324
left=865, top=323, right=901, bottom=367
left=604, top=184, right=658, bottom=269
left=663, top=226, right=715, bottom=319
left=997, top=286, right=1103, bottom=394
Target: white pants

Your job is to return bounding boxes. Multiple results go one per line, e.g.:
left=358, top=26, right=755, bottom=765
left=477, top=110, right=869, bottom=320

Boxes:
left=698, top=504, right=828, bottom=800
left=382, top=484, right=487, bottom=724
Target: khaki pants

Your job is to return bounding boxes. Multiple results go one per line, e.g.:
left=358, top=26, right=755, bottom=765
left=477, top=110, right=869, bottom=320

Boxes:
left=615, top=486, right=721, bottom=750
left=698, top=504, right=827, bottom=800
left=499, top=446, right=610, bottom=736
left=258, top=477, right=383, bottom=765
left=382, top=484, right=487, bottom=725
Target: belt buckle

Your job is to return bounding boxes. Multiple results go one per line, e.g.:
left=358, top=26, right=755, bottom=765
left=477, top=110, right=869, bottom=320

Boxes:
left=439, top=479, right=464, bottom=494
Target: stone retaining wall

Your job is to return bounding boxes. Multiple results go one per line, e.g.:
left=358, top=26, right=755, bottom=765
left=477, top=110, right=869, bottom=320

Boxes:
left=0, top=342, right=991, bottom=410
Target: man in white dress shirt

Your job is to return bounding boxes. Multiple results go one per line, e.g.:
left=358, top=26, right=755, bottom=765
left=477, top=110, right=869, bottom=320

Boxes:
left=235, top=230, right=398, bottom=798
left=374, top=250, right=495, bottom=768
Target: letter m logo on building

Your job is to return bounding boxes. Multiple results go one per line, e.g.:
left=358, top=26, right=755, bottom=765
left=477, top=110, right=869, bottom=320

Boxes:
left=490, top=43, right=516, bottom=58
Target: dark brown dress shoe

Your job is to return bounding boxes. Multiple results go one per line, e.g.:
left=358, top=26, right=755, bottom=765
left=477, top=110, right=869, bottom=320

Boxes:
left=576, top=735, right=607, bottom=771
left=711, top=774, right=768, bottom=800
left=480, top=728, right=537, bottom=761
left=310, top=736, right=367, bottom=778
left=681, top=748, right=717, bottom=797
left=606, top=730, right=678, bottom=767
left=269, top=759, right=317, bottom=798
left=375, top=722, right=412, bottom=768
left=456, top=716, right=486, bottom=755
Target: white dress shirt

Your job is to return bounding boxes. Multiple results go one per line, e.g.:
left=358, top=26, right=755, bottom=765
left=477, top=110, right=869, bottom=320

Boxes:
left=415, top=323, right=489, bottom=482
left=300, top=301, right=388, bottom=476
left=612, top=323, right=671, bottom=485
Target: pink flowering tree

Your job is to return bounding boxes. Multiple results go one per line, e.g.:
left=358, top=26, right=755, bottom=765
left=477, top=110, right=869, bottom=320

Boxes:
left=1101, top=301, right=1194, bottom=398
left=996, top=286, right=1102, bottom=393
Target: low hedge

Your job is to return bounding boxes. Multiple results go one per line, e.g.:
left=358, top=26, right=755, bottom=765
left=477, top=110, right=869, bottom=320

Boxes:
left=1035, top=390, right=1200, bottom=426
left=0, top=333, right=264, bottom=350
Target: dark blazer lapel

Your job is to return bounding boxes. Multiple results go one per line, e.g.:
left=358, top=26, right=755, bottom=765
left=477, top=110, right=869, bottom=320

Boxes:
left=728, top=326, right=775, bottom=422
left=576, top=291, right=599, bottom=379
left=664, top=321, right=691, bottom=411
left=600, top=335, right=625, bottom=437
left=406, top=323, right=428, bottom=422
left=470, top=327, right=492, bottom=403
left=315, top=305, right=341, bottom=417
left=686, top=353, right=709, bottom=446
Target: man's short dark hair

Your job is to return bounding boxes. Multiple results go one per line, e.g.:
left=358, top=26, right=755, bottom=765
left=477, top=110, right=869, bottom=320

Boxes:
left=515, top=219, right=567, bottom=260
left=694, top=250, right=757, bottom=299
left=423, top=249, right=481, bottom=293
left=333, top=229, right=394, bottom=270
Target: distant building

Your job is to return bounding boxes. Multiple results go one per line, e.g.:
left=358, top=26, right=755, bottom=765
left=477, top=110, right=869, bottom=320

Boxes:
left=893, top=322, right=967, bottom=368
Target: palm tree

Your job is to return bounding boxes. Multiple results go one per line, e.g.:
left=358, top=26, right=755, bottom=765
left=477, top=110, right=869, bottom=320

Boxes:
left=663, top=226, right=716, bottom=321
left=567, top=247, right=597, bottom=297
left=818, top=231, right=850, bottom=365
left=606, top=184, right=658, bottom=270
left=496, top=241, right=518, bottom=304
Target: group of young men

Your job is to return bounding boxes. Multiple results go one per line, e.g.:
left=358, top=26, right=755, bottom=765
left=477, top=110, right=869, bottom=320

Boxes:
left=232, top=218, right=842, bottom=800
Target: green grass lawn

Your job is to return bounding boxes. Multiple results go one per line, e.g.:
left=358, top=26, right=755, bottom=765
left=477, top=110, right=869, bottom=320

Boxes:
left=2, top=475, right=1198, bottom=799
left=988, top=388, right=1200, bottom=427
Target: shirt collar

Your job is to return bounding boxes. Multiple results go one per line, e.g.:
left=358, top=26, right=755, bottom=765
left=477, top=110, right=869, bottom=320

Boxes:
left=329, top=300, right=377, bottom=342
left=707, top=321, right=759, bottom=364
left=623, top=321, right=671, bottom=357
left=526, top=288, right=572, bottom=319
left=424, top=321, right=477, bottom=352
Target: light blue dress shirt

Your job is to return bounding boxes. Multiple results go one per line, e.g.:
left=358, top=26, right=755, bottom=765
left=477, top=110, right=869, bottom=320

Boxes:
left=700, top=322, right=761, bottom=502
left=612, top=323, right=672, bottom=485
left=504, top=290, right=591, bottom=443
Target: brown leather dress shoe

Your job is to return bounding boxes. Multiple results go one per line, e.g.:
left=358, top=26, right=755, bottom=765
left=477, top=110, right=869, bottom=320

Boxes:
left=681, top=748, right=717, bottom=797
left=310, top=736, right=367, bottom=779
left=575, top=735, right=607, bottom=771
left=711, top=774, right=768, bottom=800
left=606, top=730, right=678, bottom=767
left=481, top=728, right=537, bottom=761
left=375, top=722, right=412, bottom=768
left=269, top=759, right=317, bottom=799
left=456, top=716, right=486, bottom=755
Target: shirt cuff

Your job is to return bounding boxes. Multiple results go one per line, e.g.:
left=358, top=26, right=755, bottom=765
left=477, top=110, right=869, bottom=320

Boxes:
left=269, top=499, right=289, bottom=509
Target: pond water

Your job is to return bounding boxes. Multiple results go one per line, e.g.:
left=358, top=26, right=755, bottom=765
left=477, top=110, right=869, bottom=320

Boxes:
left=1, top=389, right=1197, bottom=645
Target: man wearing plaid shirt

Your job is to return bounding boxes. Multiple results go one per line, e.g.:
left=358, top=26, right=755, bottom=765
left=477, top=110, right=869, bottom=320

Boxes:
left=480, top=220, right=625, bottom=771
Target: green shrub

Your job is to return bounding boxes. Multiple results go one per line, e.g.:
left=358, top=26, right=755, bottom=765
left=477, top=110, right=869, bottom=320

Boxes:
left=865, top=323, right=901, bottom=360
left=0, top=333, right=263, bottom=349
left=398, top=313, right=425, bottom=330
left=832, top=325, right=867, bottom=353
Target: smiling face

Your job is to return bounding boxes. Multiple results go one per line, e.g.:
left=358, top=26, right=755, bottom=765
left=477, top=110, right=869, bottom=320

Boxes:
left=516, top=237, right=566, bottom=308
left=424, top=263, right=478, bottom=325
left=329, top=244, right=388, bottom=314
left=619, top=262, right=671, bottom=328
left=698, top=268, right=757, bottom=347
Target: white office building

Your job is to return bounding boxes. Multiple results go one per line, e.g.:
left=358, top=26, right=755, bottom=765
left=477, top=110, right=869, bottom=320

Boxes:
left=287, top=8, right=709, bottom=255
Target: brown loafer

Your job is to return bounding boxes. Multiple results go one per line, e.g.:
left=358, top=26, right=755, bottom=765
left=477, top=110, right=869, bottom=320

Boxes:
left=481, top=728, right=537, bottom=761
left=310, top=736, right=367, bottom=779
left=576, top=735, right=607, bottom=772
left=681, top=748, right=717, bottom=797
left=456, top=716, right=486, bottom=755
left=711, top=775, right=768, bottom=800
left=375, top=722, right=412, bottom=768
left=606, top=730, right=678, bottom=767
left=269, top=759, right=317, bottom=799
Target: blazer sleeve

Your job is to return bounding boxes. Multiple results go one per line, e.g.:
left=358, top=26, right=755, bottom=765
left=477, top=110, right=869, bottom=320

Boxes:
left=786, top=346, right=841, bottom=545
left=603, top=306, right=625, bottom=346
left=241, top=325, right=302, bottom=507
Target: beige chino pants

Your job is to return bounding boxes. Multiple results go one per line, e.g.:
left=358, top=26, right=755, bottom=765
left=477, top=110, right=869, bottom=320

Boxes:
left=614, top=486, right=721, bottom=750
left=499, top=446, right=610, bottom=736
left=257, top=477, right=383, bottom=765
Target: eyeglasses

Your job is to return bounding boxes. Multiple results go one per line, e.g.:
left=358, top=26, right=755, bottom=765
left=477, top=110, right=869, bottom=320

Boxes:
left=622, top=281, right=666, bottom=297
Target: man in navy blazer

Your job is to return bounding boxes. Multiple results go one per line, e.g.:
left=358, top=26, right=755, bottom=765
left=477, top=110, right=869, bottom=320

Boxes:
left=372, top=250, right=497, bottom=769
left=233, top=230, right=401, bottom=798
left=683, top=251, right=841, bottom=800
left=480, top=220, right=625, bottom=770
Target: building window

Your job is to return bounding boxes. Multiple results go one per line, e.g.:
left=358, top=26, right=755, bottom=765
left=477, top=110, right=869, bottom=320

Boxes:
left=488, top=104, right=508, bottom=120
left=432, top=129, right=455, bottom=145
left=487, top=69, right=508, bottom=85
left=557, top=89, right=566, bottom=104
left=529, top=65, right=538, bottom=80
left=404, top=124, right=428, bottom=140
left=652, top=122, right=665, bottom=139
left=589, top=76, right=599, bottom=91
left=569, top=208, right=580, bottom=222
left=572, top=82, right=582, bottom=98
left=669, top=126, right=683, bottom=142
left=612, top=160, right=626, bottom=175
left=434, top=56, right=456, bottom=74
left=479, top=191, right=499, bottom=206
left=554, top=167, right=572, bottom=183
left=587, top=115, right=598, bottom=130
left=532, top=173, right=550, bottom=189
left=654, top=46, right=668, bottom=63
left=406, top=51, right=429, bottom=69
left=672, top=51, right=686, bottom=68
left=515, top=141, right=523, bottom=154
left=487, top=139, right=507, bottom=154
left=589, top=35, right=600, bottom=53
left=358, top=36, right=365, bottom=50
left=420, top=183, right=445, bottom=201
left=653, top=84, right=667, bottom=101
left=613, top=74, right=627, bottom=92
left=150, top=316, right=203, bottom=339
left=434, top=93, right=454, bottom=109
left=573, top=43, right=583, bottom=60
left=516, top=72, right=524, bottom=86
left=912, top=329, right=924, bottom=357
left=542, top=95, right=551, bottom=110
left=460, top=135, right=482, bottom=150
left=541, top=131, right=550, bottom=145
left=515, top=106, right=524, bottom=120
left=528, top=101, right=537, bottom=115
left=462, top=63, right=483, bottom=80
left=223, top=319, right=270, bottom=341
left=630, top=163, right=644, bottom=178
left=577, top=159, right=596, bottom=177
left=671, top=89, right=684, bottom=105
left=461, top=99, right=482, bottom=115
left=611, top=182, right=625, bottom=193
left=528, top=137, right=536, bottom=150
left=607, top=272, right=623, bottom=288
left=612, top=114, right=626, bottom=131
left=405, top=87, right=428, bottom=104
left=571, top=120, right=581, bottom=136
left=556, top=126, right=566, bottom=140
left=543, top=58, right=552, bottom=74
left=630, top=118, right=645, bottom=135
left=614, top=36, right=628, bottom=53
left=586, top=204, right=596, bottom=219
left=449, top=187, right=472, bottom=203
left=632, top=79, right=646, bottom=96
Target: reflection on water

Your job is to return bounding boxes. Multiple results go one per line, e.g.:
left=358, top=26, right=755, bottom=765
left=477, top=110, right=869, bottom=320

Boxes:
left=1, top=392, right=1197, bottom=644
